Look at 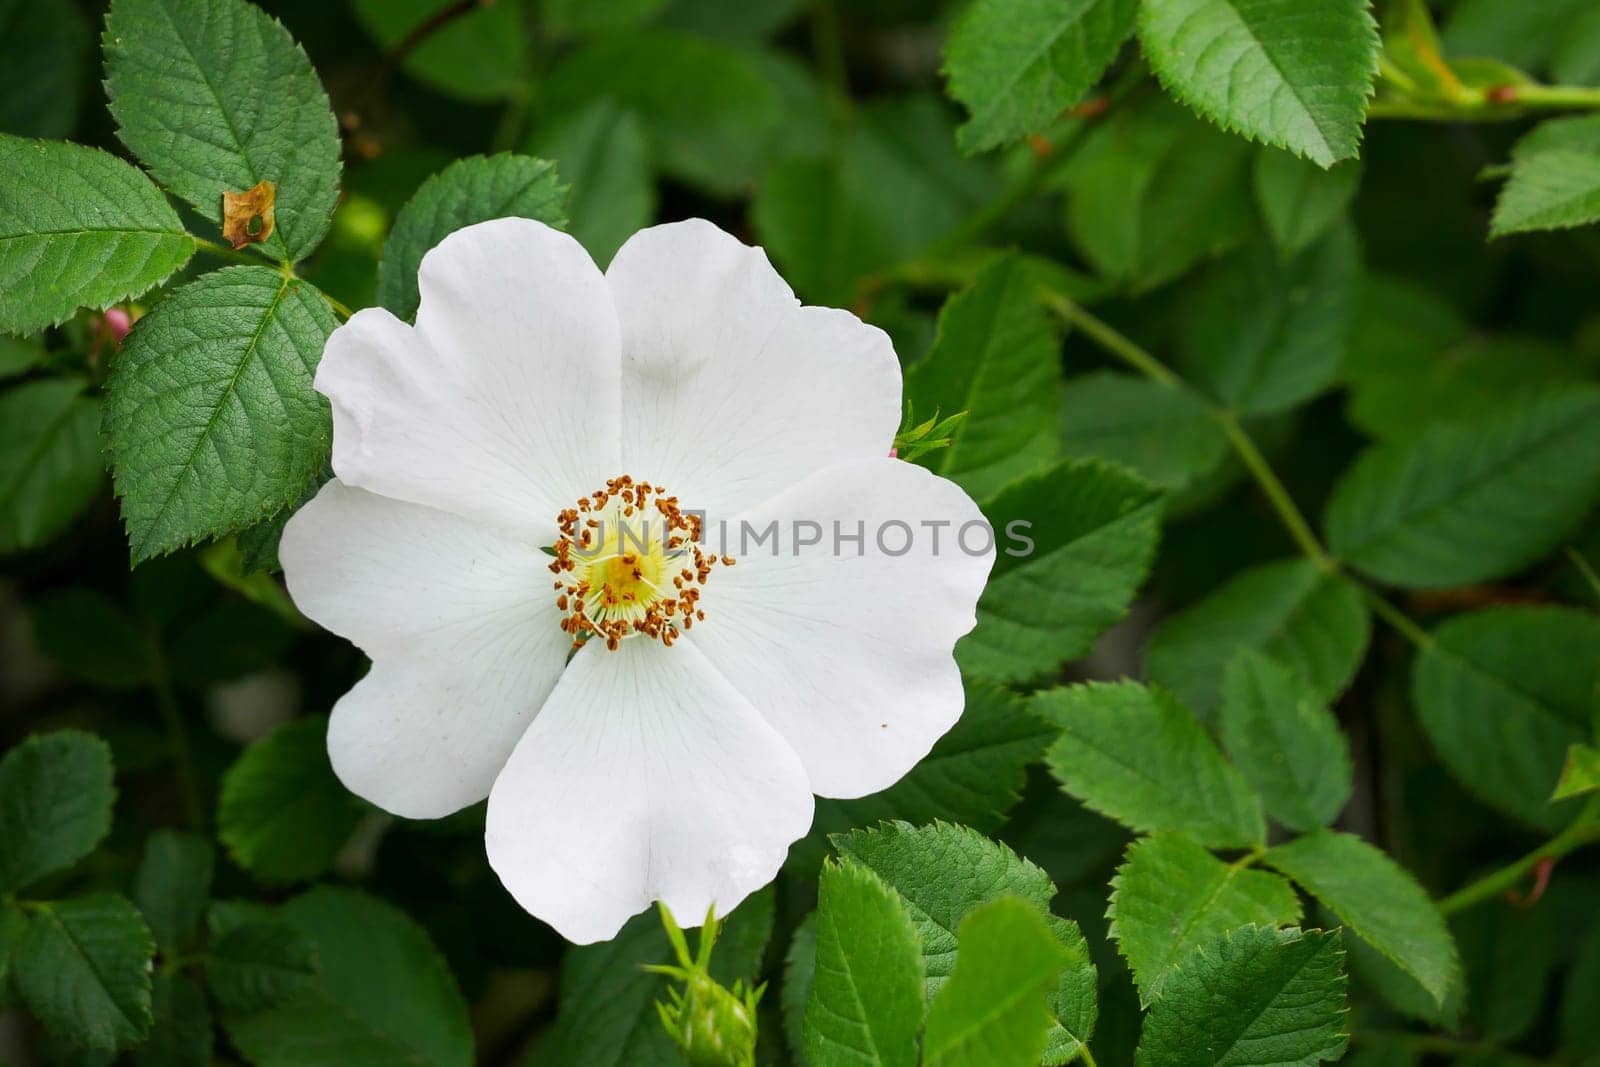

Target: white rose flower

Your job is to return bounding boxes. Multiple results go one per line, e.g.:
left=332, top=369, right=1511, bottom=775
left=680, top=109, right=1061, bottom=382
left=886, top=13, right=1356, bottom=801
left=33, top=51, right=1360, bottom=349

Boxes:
left=279, top=217, right=993, bottom=944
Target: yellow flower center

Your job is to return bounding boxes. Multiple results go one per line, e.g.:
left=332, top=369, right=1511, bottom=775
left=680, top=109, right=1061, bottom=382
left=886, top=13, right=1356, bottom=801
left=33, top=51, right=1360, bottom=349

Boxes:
left=548, top=475, right=731, bottom=651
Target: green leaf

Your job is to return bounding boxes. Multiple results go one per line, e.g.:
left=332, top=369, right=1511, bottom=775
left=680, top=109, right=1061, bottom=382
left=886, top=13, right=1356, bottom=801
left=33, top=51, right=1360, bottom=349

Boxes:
left=376, top=154, right=568, bottom=322
left=1337, top=910, right=1461, bottom=1029
left=1145, top=558, right=1371, bottom=723
left=1108, top=833, right=1302, bottom=1004
left=539, top=889, right=773, bottom=1066
left=351, top=0, right=527, bottom=102
left=1038, top=680, right=1264, bottom=848
left=1135, top=925, right=1348, bottom=1067
left=169, top=599, right=296, bottom=684
left=1552, top=7, right=1600, bottom=85
left=1339, top=274, right=1471, bottom=436
left=1324, top=386, right=1600, bottom=588
left=782, top=914, right=817, bottom=1066
left=1138, top=0, right=1378, bottom=167
left=0, top=0, right=92, bottom=138
left=1454, top=903, right=1562, bottom=1045
left=1219, top=651, right=1353, bottom=832
left=0, top=904, right=25, bottom=992
left=804, top=859, right=924, bottom=1067
left=1412, top=605, right=1600, bottom=829
left=217, top=715, right=364, bottom=884
left=942, top=0, right=1137, bottom=153
left=206, top=918, right=318, bottom=1014
left=219, top=887, right=471, bottom=1067
left=1059, top=372, right=1229, bottom=493
left=808, top=683, right=1055, bottom=851
left=134, top=830, right=212, bottom=954
left=28, top=588, right=154, bottom=688
left=0, top=730, right=115, bottom=893
left=104, top=266, right=339, bottom=562
left=542, top=31, right=805, bottom=198
left=1177, top=225, right=1357, bottom=416
left=922, top=896, right=1069, bottom=1067
left=833, top=821, right=1053, bottom=999
left=1253, top=151, right=1361, bottom=257
left=1563, top=918, right=1600, bottom=1057
left=0, top=334, right=41, bottom=380
left=1265, top=830, right=1459, bottom=1010
left=1039, top=918, right=1097, bottom=1067
left=1345, top=333, right=1583, bottom=444
left=1554, top=743, right=1600, bottom=801
left=14, top=894, right=155, bottom=1051
left=235, top=461, right=327, bottom=575
left=1442, top=0, right=1592, bottom=78
left=832, top=822, right=1097, bottom=1054
left=0, top=378, right=103, bottom=555
left=1062, top=95, right=1256, bottom=291
left=104, top=0, right=341, bottom=262
left=543, top=0, right=669, bottom=34
left=754, top=94, right=995, bottom=305
left=1491, top=115, right=1600, bottom=237
left=134, top=972, right=211, bottom=1067
left=959, top=459, right=1164, bottom=684
left=905, top=254, right=1061, bottom=500
left=530, top=101, right=655, bottom=266
left=0, top=136, right=193, bottom=335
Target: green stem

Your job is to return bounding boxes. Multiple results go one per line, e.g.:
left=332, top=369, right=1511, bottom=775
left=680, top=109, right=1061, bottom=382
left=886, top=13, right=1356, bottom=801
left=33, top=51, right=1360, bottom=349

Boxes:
left=1438, top=795, right=1600, bottom=916
left=149, top=643, right=204, bottom=830
left=1358, top=584, right=1434, bottom=650
left=491, top=85, right=533, bottom=153
left=1368, top=82, right=1600, bottom=122
left=1037, top=285, right=1600, bottom=930
left=1039, top=291, right=1438, bottom=657
left=191, top=236, right=266, bottom=267
left=809, top=0, right=850, bottom=119
left=1229, top=845, right=1266, bottom=872
left=1213, top=410, right=1334, bottom=572
left=1038, top=290, right=1182, bottom=388
left=1507, top=83, right=1600, bottom=110
left=1566, top=546, right=1600, bottom=605
left=1077, top=1042, right=1101, bottom=1067
left=315, top=286, right=354, bottom=321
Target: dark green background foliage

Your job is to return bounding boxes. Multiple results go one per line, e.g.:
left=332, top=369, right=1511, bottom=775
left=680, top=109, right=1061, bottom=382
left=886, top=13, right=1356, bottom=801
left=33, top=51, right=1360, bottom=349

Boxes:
left=3, top=0, right=1600, bottom=1063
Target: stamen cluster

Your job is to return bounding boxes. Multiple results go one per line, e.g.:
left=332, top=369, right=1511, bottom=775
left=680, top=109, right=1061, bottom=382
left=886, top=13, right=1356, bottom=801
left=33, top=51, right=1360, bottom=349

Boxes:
left=549, top=475, right=732, bottom=651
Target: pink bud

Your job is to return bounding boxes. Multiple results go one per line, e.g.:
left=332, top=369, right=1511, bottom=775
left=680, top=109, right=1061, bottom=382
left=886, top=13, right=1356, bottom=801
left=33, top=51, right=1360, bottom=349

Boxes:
left=888, top=447, right=898, bottom=459
left=103, top=308, right=132, bottom=345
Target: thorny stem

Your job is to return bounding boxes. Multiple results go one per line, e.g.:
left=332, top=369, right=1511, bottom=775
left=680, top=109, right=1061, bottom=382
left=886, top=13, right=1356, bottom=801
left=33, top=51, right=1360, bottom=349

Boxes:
left=1036, top=291, right=1600, bottom=920
left=1368, top=82, right=1600, bottom=122
left=386, top=0, right=484, bottom=73
left=1438, top=796, right=1600, bottom=916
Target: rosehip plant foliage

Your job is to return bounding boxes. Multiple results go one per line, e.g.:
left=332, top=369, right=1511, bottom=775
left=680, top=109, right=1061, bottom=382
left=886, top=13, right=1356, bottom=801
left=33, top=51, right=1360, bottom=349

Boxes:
left=3, top=0, right=1600, bottom=1063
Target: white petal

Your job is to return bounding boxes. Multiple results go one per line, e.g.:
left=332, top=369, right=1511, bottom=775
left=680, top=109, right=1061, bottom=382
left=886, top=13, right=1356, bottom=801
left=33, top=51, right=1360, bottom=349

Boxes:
left=690, top=458, right=994, bottom=799
left=606, top=219, right=901, bottom=521
left=281, top=481, right=569, bottom=818
left=485, top=638, right=813, bottom=944
left=317, top=218, right=621, bottom=530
